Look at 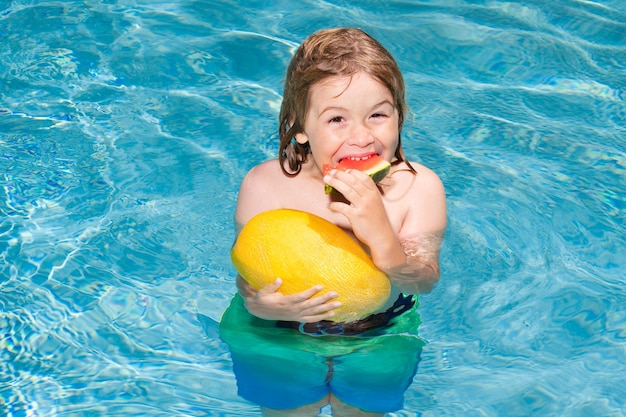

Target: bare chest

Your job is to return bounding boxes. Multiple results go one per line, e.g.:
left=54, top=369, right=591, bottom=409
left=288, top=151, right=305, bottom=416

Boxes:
left=275, top=174, right=405, bottom=234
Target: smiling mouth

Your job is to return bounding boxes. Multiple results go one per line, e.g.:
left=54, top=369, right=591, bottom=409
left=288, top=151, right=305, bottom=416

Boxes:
left=338, top=153, right=377, bottom=164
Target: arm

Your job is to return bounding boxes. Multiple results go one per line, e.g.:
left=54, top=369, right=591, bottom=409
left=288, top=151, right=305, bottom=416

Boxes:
left=379, top=166, right=446, bottom=293
left=382, top=230, right=445, bottom=293
left=325, top=164, right=447, bottom=294
left=233, top=162, right=341, bottom=321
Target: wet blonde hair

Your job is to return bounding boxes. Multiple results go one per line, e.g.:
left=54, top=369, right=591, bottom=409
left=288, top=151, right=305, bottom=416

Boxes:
left=278, top=27, right=415, bottom=176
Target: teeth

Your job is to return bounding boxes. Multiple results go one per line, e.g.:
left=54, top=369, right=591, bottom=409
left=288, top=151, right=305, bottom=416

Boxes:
left=345, top=155, right=373, bottom=161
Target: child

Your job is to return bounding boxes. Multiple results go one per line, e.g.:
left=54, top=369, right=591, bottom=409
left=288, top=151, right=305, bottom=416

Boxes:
left=220, top=28, right=447, bottom=416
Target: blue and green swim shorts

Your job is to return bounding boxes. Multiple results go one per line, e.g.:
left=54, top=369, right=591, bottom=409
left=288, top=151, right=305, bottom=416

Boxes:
left=219, top=293, right=425, bottom=413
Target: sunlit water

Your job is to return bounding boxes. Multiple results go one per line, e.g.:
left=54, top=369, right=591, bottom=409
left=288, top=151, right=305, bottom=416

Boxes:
left=1, top=1, right=625, bottom=416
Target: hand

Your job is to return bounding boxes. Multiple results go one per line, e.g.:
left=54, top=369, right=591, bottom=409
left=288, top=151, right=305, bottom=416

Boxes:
left=243, top=278, right=342, bottom=322
left=324, top=168, right=395, bottom=248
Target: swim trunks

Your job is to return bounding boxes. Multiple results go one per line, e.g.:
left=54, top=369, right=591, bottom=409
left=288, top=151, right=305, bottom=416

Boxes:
left=218, top=294, right=424, bottom=413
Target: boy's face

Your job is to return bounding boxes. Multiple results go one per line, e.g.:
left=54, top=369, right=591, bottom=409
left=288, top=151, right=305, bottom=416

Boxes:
left=295, top=71, right=399, bottom=174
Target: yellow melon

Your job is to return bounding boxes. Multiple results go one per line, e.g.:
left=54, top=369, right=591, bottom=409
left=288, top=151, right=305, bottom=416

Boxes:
left=231, top=209, right=391, bottom=323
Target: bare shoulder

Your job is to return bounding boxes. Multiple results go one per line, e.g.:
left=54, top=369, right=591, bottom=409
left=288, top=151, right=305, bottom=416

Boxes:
left=386, top=161, right=444, bottom=195
left=235, top=159, right=286, bottom=227
left=411, top=161, right=445, bottom=192
left=243, top=159, right=304, bottom=195
left=399, top=161, right=447, bottom=235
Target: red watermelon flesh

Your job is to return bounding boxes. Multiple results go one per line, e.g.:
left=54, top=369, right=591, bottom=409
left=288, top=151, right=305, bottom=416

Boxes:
left=322, top=154, right=391, bottom=194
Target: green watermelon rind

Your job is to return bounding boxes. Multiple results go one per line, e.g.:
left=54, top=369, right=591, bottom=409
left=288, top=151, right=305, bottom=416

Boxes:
left=324, top=157, right=391, bottom=194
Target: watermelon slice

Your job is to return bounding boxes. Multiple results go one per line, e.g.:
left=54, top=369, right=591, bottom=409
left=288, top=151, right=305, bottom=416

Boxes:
left=322, top=154, right=391, bottom=194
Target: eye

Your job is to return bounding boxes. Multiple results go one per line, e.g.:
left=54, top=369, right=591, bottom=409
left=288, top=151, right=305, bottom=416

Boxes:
left=329, top=116, right=344, bottom=123
left=371, top=112, right=388, bottom=118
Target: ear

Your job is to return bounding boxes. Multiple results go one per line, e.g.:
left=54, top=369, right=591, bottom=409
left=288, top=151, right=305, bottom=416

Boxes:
left=295, top=132, right=309, bottom=144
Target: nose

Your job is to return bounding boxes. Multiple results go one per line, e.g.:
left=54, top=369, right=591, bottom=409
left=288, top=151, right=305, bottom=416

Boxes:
left=346, top=122, right=375, bottom=147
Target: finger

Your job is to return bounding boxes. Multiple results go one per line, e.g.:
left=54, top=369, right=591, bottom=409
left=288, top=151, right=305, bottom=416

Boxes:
left=325, top=169, right=357, bottom=190
left=327, top=201, right=351, bottom=216
left=300, top=298, right=342, bottom=322
left=328, top=171, right=378, bottom=202
left=286, top=285, right=326, bottom=302
left=300, top=310, right=338, bottom=323
left=304, top=299, right=342, bottom=316
left=346, top=168, right=375, bottom=185
left=258, top=278, right=283, bottom=294
left=339, top=169, right=376, bottom=190
left=324, top=174, right=359, bottom=201
left=297, top=293, right=341, bottom=320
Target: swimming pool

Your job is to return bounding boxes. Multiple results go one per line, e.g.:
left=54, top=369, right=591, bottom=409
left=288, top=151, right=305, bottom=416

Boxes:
left=1, top=0, right=625, bottom=415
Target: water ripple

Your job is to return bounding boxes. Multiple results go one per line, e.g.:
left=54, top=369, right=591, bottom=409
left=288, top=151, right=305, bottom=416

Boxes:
left=2, top=0, right=625, bottom=416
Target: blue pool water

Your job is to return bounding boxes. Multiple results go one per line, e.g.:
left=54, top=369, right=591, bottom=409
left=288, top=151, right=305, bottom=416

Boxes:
left=1, top=0, right=625, bottom=416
